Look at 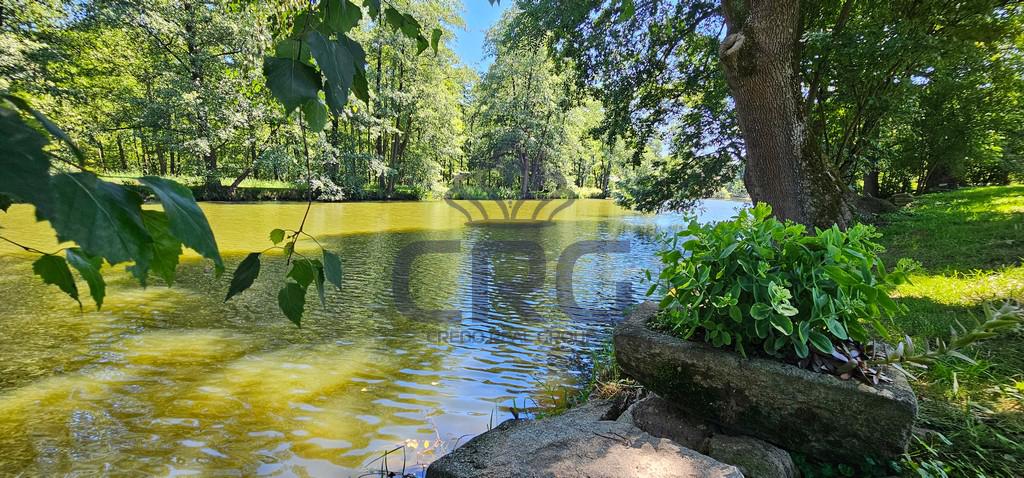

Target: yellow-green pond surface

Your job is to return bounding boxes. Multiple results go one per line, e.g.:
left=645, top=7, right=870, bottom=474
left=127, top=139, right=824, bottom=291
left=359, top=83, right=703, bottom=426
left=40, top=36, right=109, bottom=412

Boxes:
left=0, top=199, right=744, bottom=477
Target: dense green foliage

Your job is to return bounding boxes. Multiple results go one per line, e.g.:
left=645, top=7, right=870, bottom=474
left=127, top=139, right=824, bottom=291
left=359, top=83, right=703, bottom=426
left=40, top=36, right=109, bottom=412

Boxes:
left=510, top=0, right=1024, bottom=210
left=1, top=0, right=632, bottom=201
left=649, top=203, right=911, bottom=361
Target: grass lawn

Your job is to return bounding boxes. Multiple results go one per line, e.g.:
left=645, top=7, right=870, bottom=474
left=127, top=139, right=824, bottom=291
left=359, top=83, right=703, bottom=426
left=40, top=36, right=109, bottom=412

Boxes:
left=878, top=185, right=1024, bottom=477
left=98, top=170, right=295, bottom=189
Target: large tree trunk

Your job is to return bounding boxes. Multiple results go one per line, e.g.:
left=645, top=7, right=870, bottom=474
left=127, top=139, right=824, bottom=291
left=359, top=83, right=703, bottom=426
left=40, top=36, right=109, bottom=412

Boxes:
left=719, top=0, right=853, bottom=228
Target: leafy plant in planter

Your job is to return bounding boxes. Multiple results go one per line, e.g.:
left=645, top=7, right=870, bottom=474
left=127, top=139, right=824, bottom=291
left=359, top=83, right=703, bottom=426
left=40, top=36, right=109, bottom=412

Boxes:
left=647, top=203, right=915, bottom=379
left=647, top=203, right=1024, bottom=381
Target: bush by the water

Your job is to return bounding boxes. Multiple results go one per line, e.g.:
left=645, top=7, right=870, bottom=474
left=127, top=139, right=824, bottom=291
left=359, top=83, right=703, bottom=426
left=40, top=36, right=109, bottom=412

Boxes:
left=648, top=203, right=914, bottom=361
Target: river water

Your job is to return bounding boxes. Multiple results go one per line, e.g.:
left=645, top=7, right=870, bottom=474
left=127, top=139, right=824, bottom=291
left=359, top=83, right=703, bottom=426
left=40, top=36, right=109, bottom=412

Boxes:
left=0, top=198, right=745, bottom=476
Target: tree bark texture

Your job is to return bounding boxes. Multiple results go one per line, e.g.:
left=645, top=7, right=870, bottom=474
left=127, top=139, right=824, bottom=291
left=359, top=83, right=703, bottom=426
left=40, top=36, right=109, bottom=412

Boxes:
left=719, top=0, right=853, bottom=228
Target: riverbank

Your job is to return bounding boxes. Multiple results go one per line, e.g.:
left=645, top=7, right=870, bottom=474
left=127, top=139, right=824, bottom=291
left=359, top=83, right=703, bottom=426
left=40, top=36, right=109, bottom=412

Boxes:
left=562, top=185, right=1024, bottom=477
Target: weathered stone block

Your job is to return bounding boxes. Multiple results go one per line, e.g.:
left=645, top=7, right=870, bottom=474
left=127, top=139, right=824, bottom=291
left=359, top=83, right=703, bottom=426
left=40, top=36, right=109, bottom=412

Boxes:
left=613, top=303, right=918, bottom=463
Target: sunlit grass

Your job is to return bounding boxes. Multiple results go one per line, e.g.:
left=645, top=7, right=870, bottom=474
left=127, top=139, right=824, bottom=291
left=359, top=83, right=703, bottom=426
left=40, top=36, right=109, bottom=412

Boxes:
left=878, top=185, right=1024, bottom=477
left=98, top=170, right=295, bottom=189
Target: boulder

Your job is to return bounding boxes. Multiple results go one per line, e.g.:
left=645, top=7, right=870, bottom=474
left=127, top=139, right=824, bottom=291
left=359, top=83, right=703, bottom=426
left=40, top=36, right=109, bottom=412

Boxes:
left=621, top=396, right=796, bottom=478
left=614, top=303, right=918, bottom=463
left=426, top=400, right=742, bottom=478
left=704, top=435, right=796, bottom=478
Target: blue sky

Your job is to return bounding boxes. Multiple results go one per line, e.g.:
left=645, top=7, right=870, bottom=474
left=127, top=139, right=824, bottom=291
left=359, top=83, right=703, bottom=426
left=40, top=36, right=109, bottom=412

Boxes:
left=451, top=1, right=510, bottom=72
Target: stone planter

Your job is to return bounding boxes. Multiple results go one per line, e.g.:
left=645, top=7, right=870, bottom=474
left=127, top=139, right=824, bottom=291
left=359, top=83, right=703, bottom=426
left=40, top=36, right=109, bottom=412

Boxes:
left=613, top=303, right=918, bottom=463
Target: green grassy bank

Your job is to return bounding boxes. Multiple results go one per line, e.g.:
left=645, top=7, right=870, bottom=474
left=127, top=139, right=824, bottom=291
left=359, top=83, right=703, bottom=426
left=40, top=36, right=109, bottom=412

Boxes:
left=879, top=185, right=1023, bottom=477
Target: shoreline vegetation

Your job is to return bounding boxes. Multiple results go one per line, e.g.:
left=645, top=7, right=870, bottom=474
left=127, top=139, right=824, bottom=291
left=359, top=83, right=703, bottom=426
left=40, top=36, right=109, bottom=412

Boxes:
left=570, top=185, right=1024, bottom=477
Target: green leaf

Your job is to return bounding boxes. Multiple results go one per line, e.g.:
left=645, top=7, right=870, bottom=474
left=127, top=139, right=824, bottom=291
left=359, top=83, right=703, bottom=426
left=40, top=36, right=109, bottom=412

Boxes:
left=352, top=69, right=369, bottom=103
left=753, top=317, right=769, bottom=338
left=130, top=210, right=183, bottom=286
left=3, top=94, right=84, bottom=162
left=320, top=0, right=362, bottom=34
left=774, top=302, right=799, bottom=317
left=383, top=7, right=421, bottom=39
left=278, top=282, right=308, bottom=326
left=823, top=265, right=858, bottom=287
left=323, top=250, right=343, bottom=290
left=876, top=291, right=900, bottom=315
left=728, top=304, right=742, bottom=323
left=305, top=32, right=361, bottom=113
left=288, top=259, right=317, bottom=288
left=0, top=193, right=11, bottom=212
left=809, top=331, right=835, bottom=354
left=314, top=261, right=327, bottom=307
left=270, top=229, right=286, bottom=245
left=263, top=57, right=322, bottom=114
left=66, top=248, right=105, bottom=310
left=0, top=106, right=54, bottom=219
left=718, top=242, right=739, bottom=259
left=793, top=339, right=809, bottom=359
left=274, top=39, right=312, bottom=65
left=797, top=320, right=810, bottom=343
left=365, top=0, right=380, bottom=19
left=415, top=34, right=429, bottom=55
left=770, top=314, right=794, bottom=335
left=430, top=28, right=442, bottom=54
left=50, top=172, right=151, bottom=266
left=825, top=317, right=849, bottom=340
left=33, top=254, right=79, bottom=306
left=301, top=99, right=328, bottom=132
left=139, top=177, right=223, bottom=273
left=225, top=252, right=261, bottom=301
left=750, top=302, right=773, bottom=320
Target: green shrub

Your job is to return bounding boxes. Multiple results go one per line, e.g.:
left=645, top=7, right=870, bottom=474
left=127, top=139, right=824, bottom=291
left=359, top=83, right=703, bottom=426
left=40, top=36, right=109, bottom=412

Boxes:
left=648, top=203, right=912, bottom=359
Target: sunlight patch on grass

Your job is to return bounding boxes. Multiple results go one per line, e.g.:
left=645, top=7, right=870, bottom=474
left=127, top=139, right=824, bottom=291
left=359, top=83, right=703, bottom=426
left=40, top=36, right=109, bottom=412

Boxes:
left=879, top=186, right=1024, bottom=477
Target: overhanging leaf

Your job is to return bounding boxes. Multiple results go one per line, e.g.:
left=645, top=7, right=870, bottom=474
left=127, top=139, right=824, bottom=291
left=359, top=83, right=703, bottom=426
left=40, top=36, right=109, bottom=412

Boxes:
left=270, top=228, right=286, bottom=245
left=139, top=177, right=223, bottom=273
left=225, top=252, right=261, bottom=301
left=129, top=210, right=183, bottom=286
left=263, top=56, right=322, bottom=114
left=415, top=34, right=429, bottom=55
left=320, top=0, right=362, bottom=34
left=50, top=172, right=151, bottom=266
left=305, top=31, right=359, bottom=113
left=278, top=281, right=307, bottom=326
left=33, top=254, right=79, bottom=307
left=323, top=250, right=342, bottom=290
left=287, top=259, right=317, bottom=288
left=430, top=28, right=442, bottom=54
left=301, top=99, right=328, bottom=132
left=0, top=106, right=54, bottom=219
left=3, top=94, right=84, bottom=162
left=314, top=261, right=327, bottom=307
left=352, top=69, right=369, bottom=103
left=66, top=248, right=105, bottom=309
left=274, top=39, right=313, bottom=65
left=365, top=0, right=380, bottom=19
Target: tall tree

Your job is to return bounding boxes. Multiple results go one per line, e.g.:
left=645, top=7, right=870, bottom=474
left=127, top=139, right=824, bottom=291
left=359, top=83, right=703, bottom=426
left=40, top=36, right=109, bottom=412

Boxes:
left=512, top=0, right=1021, bottom=227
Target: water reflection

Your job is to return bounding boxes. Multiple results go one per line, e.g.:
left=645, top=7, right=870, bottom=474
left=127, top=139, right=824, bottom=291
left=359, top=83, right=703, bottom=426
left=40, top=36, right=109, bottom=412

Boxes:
left=0, top=199, right=745, bottom=476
